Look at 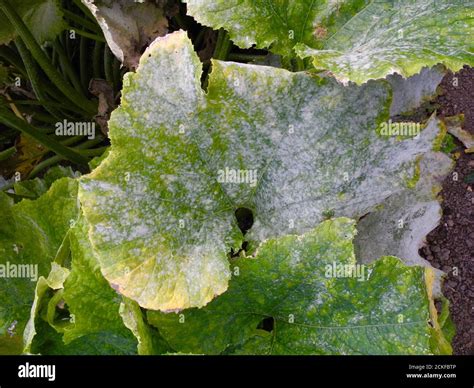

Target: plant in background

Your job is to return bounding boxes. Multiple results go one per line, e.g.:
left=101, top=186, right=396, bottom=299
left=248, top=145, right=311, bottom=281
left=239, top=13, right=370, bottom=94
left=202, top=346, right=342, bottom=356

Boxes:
left=0, top=0, right=472, bottom=355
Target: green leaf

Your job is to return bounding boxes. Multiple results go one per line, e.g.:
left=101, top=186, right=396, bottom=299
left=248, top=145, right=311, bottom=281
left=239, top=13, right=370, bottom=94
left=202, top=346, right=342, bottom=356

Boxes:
left=438, top=297, right=455, bottom=344
left=82, top=0, right=169, bottom=69
left=29, top=319, right=138, bottom=355
left=119, top=298, right=173, bottom=355
left=148, top=218, right=449, bottom=355
left=22, top=262, right=70, bottom=353
left=185, top=0, right=474, bottom=84
left=13, top=166, right=79, bottom=200
left=78, top=30, right=446, bottom=312
left=0, top=178, right=79, bottom=352
left=22, top=216, right=140, bottom=354
left=0, top=0, right=65, bottom=45
left=60, top=217, right=137, bottom=344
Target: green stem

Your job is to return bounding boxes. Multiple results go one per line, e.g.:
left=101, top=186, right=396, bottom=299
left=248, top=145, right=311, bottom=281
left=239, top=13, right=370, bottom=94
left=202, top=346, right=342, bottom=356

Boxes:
left=67, top=26, right=105, bottom=42
left=0, top=146, right=16, bottom=161
left=112, top=57, right=121, bottom=93
left=194, top=28, right=207, bottom=50
left=213, top=29, right=232, bottom=60
left=104, top=45, right=113, bottom=86
left=10, top=99, right=75, bottom=110
left=28, top=155, right=62, bottom=178
left=28, top=138, right=106, bottom=178
left=80, top=36, right=89, bottom=92
left=0, top=108, right=88, bottom=165
left=52, top=41, right=84, bottom=95
left=294, top=57, right=306, bottom=72
left=76, top=146, right=108, bottom=156
left=14, top=38, right=63, bottom=120
left=93, top=40, right=103, bottom=79
left=0, top=0, right=96, bottom=115
left=72, top=0, right=96, bottom=23
left=75, top=136, right=105, bottom=149
left=60, top=135, right=84, bottom=146
left=227, top=53, right=267, bottom=62
left=63, top=9, right=101, bottom=34
left=0, top=46, right=27, bottom=77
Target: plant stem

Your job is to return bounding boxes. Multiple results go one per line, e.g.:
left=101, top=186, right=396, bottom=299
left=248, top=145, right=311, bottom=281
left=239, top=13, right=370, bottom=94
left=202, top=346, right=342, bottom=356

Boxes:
left=227, top=53, right=267, bottom=62
left=93, top=40, right=103, bottom=79
left=112, top=57, right=121, bottom=93
left=14, top=38, right=64, bottom=120
left=63, top=9, right=101, bottom=34
left=104, top=45, right=113, bottom=86
left=0, top=46, right=27, bottom=77
left=0, top=146, right=16, bottom=161
left=28, top=138, right=106, bottom=178
left=213, top=29, right=232, bottom=60
left=68, top=26, right=105, bottom=42
left=0, top=108, right=88, bottom=165
left=72, top=0, right=96, bottom=23
left=0, top=0, right=96, bottom=115
left=76, top=146, right=108, bottom=156
left=52, top=41, right=84, bottom=95
left=28, top=155, right=62, bottom=178
left=79, top=36, right=89, bottom=92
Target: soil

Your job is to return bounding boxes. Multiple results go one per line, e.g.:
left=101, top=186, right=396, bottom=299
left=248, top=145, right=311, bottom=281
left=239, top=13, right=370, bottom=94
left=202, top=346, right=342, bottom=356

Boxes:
left=420, top=66, right=474, bottom=355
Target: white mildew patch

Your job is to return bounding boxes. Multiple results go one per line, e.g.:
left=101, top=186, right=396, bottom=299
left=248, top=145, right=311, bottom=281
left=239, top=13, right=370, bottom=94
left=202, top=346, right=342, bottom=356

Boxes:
left=355, top=133, right=454, bottom=298
left=185, top=1, right=473, bottom=84
left=296, top=0, right=474, bottom=84
left=79, top=31, right=446, bottom=312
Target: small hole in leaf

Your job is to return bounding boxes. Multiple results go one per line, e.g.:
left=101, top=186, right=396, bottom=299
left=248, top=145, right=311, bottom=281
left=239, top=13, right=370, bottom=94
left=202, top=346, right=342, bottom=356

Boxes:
left=235, top=207, right=254, bottom=235
left=257, top=316, right=275, bottom=332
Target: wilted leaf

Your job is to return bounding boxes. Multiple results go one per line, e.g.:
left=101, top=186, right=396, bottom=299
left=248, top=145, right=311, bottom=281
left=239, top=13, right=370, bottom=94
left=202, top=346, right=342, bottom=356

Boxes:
left=82, top=0, right=169, bottom=69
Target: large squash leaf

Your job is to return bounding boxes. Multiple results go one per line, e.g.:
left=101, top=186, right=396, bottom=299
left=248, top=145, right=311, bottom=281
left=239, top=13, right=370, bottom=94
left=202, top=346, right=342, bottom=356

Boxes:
left=78, top=30, right=447, bottom=312
left=184, top=0, right=474, bottom=84
left=148, top=218, right=450, bottom=355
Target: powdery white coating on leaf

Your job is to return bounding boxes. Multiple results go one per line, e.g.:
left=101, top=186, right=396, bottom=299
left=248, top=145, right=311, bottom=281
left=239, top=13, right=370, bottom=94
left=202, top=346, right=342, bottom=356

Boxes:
left=79, top=31, right=241, bottom=312
left=185, top=0, right=474, bottom=84
left=295, top=0, right=474, bottom=84
left=79, top=31, right=445, bottom=312
left=355, top=119, right=455, bottom=297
